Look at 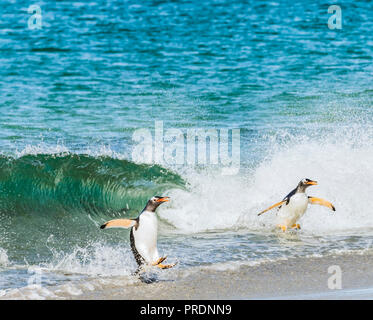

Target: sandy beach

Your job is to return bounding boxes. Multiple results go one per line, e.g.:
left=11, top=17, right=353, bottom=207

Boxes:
left=68, top=250, right=373, bottom=300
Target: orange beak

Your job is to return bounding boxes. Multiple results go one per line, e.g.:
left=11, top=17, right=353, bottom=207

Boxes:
left=156, top=197, right=170, bottom=203
left=306, top=180, right=318, bottom=185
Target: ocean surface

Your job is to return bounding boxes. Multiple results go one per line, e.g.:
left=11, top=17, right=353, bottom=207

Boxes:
left=0, top=0, right=373, bottom=298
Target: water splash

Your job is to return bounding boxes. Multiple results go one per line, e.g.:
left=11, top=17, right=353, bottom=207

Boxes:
left=160, top=126, right=373, bottom=234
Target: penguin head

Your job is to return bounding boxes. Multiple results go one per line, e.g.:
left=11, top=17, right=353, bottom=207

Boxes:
left=145, top=196, right=170, bottom=212
left=298, top=178, right=318, bottom=192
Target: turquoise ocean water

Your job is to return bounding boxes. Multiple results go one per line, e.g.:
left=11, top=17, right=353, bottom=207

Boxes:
left=0, top=0, right=373, bottom=298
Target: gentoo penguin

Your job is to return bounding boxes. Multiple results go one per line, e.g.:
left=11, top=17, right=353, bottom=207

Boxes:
left=100, top=196, right=175, bottom=270
left=258, top=179, right=335, bottom=231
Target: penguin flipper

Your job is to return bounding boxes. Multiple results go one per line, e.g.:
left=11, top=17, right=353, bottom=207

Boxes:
left=100, top=218, right=138, bottom=229
left=308, top=197, right=336, bottom=211
left=258, top=200, right=286, bottom=216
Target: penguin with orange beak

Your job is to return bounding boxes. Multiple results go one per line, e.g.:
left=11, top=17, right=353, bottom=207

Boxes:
left=258, top=179, right=335, bottom=232
left=101, top=196, right=175, bottom=270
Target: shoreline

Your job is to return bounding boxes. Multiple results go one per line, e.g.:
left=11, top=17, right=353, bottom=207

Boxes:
left=71, top=250, right=373, bottom=300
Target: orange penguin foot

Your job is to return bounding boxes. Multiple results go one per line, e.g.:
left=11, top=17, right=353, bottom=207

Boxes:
left=291, top=224, right=301, bottom=230
left=157, top=263, right=177, bottom=269
left=277, top=225, right=287, bottom=232
left=152, top=256, right=167, bottom=266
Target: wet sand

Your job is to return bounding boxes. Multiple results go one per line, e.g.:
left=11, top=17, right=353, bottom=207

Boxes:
left=75, top=250, right=373, bottom=300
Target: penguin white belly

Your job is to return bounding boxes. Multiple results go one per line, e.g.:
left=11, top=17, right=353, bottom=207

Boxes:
left=133, top=211, right=160, bottom=264
left=277, top=193, right=309, bottom=228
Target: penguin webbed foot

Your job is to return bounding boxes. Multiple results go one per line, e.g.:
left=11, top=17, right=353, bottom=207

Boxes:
left=277, top=224, right=301, bottom=232
left=277, top=225, right=287, bottom=232
left=291, top=224, right=301, bottom=230
left=157, top=263, right=177, bottom=269
left=152, top=256, right=168, bottom=266
left=153, top=256, right=177, bottom=269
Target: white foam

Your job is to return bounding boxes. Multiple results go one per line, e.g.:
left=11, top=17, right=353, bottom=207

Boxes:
left=159, top=126, right=373, bottom=235
left=0, top=248, right=9, bottom=267
left=0, top=278, right=127, bottom=300
left=0, top=243, right=140, bottom=300
left=183, top=256, right=290, bottom=274
left=0, top=285, right=58, bottom=300
left=45, top=242, right=136, bottom=276
left=14, top=143, right=70, bottom=158
left=11, top=142, right=129, bottom=160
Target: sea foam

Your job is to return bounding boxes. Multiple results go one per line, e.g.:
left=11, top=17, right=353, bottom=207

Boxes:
left=159, top=126, right=373, bottom=235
